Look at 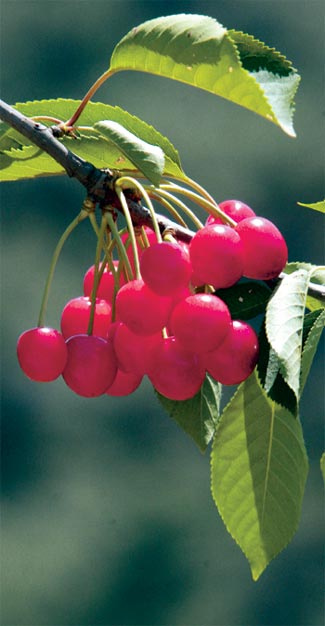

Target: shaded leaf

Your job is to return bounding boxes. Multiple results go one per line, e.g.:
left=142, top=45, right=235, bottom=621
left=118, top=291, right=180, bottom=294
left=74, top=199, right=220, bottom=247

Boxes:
left=110, top=14, right=300, bottom=136
left=94, top=120, right=164, bottom=185
left=215, top=281, right=272, bottom=320
left=155, top=374, right=221, bottom=452
left=211, top=370, right=308, bottom=580
left=266, top=269, right=311, bottom=399
left=0, top=99, right=185, bottom=182
left=297, top=200, right=325, bottom=214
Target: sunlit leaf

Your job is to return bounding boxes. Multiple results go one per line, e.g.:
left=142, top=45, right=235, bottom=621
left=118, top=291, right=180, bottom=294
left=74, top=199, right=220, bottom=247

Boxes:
left=0, top=99, right=185, bottom=182
left=283, top=262, right=325, bottom=312
left=266, top=269, right=311, bottom=399
left=156, top=374, right=221, bottom=452
left=110, top=14, right=300, bottom=136
left=300, top=309, right=325, bottom=392
left=211, top=371, right=308, bottom=580
left=297, top=200, right=325, bottom=214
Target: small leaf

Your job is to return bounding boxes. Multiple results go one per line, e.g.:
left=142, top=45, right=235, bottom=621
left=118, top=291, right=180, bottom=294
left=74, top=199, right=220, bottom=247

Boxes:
left=266, top=269, right=311, bottom=399
left=215, top=281, right=272, bottom=320
left=110, top=14, right=300, bottom=136
left=300, top=309, right=325, bottom=392
left=320, top=453, right=325, bottom=487
left=297, top=200, right=325, bottom=214
left=1, top=99, right=185, bottom=182
left=94, top=120, right=164, bottom=185
left=155, top=374, right=221, bottom=452
left=211, top=371, right=308, bottom=580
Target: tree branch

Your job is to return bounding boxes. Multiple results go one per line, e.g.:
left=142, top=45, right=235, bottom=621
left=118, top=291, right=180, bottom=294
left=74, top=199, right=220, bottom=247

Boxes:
left=0, top=99, right=324, bottom=303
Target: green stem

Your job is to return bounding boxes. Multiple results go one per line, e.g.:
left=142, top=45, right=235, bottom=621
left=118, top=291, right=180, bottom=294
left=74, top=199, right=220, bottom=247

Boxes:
left=37, top=210, right=88, bottom=327
left=105, top=211, right=134, bottom=281
left=160, top=182, right=236, bottom=227
left=114, top=186, right=142, bottom=278
left=153, top=188, right=204, bottom=230
left=87, top=214, right=107, bottom=335
left=65, top=68, right=117, bottom=127
left=116, top=176, right=162, bottom=243
left=148, top=191, right=188, bottom=228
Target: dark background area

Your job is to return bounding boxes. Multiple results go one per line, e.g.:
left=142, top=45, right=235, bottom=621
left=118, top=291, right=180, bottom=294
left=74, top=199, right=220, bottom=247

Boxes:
left=1, top=1, right=324, bottom=625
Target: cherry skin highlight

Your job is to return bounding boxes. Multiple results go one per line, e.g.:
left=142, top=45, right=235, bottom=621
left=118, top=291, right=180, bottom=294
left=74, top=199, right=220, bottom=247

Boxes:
left=63, top=334, right=117, bottom=397
left=17, top=327, right=68, bottom=382
left=170, top=293, right=231, bottom=354
left=189, top=224, right=244, bottom=289
left=206, top=199, right=256, bottom=226
left=148, top=336, right=205, bottom=401
left=61, top=296, right=111, bottom=339
left=115, top=279, right=172, bottom=336
left=204, top=320, right=259, bottom=385
left=235, top=216, right=288, bottom=280
left=140, top=241, right=192, bottom=296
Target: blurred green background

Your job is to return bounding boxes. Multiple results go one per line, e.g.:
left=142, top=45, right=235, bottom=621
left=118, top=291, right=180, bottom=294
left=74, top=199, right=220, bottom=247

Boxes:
left=1, top=1, right=324, bottom=625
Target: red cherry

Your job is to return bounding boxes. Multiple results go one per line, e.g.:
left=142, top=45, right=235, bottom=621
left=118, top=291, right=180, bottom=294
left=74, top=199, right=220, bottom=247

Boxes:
left=17, top=327, right=67, bottom=382
left=61, top=296, right=111, bottom=339
left=113, top=322, right=161, bottom=375
left=63, top=334, right=117, bottom=397
left=106, top=369, right=143, bottom=396
left=83, top=261, right=124, bottom=302
left=235, top=217, right=288, bottom=280
left=189, top=224, right=244, bottom=289
left=140, top=241, right=192, bottom=296
left=206, top=200, right=256, bottom=226
left=115, top=279, right=172, bottom=336
left=204, top=320, right=259, bottom=385
left=148, top=336, right=205, bottom=400
left=170, top=293, right=231, bottom=353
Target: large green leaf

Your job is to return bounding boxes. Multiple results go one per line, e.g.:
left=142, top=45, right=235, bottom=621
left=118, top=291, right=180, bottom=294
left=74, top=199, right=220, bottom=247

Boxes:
left=110, top=14, right=300, bottom=136
left=211, top=371, right=308, bottom=580
left=215, top=280, right=272, bottom=320
left=0, top=99, right=185, bottom=182
left=300, top=309, right=325, bottom=392
left=265, top=269, right=311, bottom=399
left=283, top=262, right=325, bottom=312
left=94, top=120, right=164, bottom=185
left=155, top=374, right=221, bottom=452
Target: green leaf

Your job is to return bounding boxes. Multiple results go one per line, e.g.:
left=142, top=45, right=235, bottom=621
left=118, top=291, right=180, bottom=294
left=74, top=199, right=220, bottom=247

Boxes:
left=211, top=370, right=308, bottom=580
left=155, top=374, right=222, bottom=452
left=300, top=309, right=325, bottom=392
left=320, top=453, right=325, bottom=487
left=94, top=120, right=164, bottom=185
left=215, top=281, right=272, bottom=320
left=297, top=200, right=325, bottom=214
left=0, top=99, right=185, bottom=182
left=283, top=262, right=325, bottom=312
left=110, top=14, right=300, bottom=136
left=266, top=269, right=311, bottom=399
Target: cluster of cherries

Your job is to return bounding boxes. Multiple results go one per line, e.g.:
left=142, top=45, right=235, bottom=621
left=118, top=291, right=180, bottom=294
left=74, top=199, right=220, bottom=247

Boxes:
left=17, top=200, right=288, bottom=400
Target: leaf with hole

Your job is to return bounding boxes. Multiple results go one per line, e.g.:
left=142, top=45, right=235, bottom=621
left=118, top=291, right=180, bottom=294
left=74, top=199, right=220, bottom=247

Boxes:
left=110, top=14, right=300, bottom=136
left=211, top=370, right=308, bottom=580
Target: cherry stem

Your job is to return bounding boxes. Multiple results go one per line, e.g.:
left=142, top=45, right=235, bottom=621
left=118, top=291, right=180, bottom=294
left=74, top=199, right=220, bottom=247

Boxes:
left=152, top=187, right=204, bottom=230
left=37, top=209, right=88, bottom=327
left=87, top=214, right=107, bottom=335
left=116, top=176, right=162, bottom=243
left=65, top=68, right=116, bottom=127
left=160, top=182, right=237, bottom=227
left=148, top=191, right=188, bottom=228
left=105, top=211, right=134, bottom=280
left=114, top=186, right=142, bottom=278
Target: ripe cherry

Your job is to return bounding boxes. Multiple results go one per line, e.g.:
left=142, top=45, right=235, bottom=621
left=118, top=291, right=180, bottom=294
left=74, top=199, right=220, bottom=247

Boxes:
left=140, top=241, right=192, bottom=296
left=235, top=217, right=288, bottom=280
left=106, top=369, right=143, bottom=396
left=148, top=336, right=205, bottom=401
left=61, top=296, right=111, bottom=339
left=83, top=261, right=124, bottom=302
left=17, top=327, right=67, bottom=382
left=204, top=320, right=259, bottom=385
left=189, top=224, right=244, bottom=289
left=115, top=279, right=172, bottom=335
left=206, top=200, right=256, bottom=226
left=63, top=334, right=117, bottom=397
left=113, top=322, right=162, bottom=375
left=170, top=293, right=231, bottom=353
